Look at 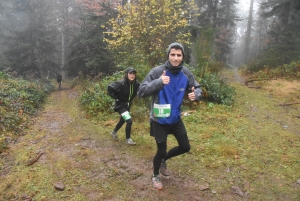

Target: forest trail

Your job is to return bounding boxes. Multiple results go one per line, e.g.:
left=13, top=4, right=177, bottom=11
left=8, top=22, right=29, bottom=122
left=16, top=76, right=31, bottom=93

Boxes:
left=1, top=71, right=300, bottom=201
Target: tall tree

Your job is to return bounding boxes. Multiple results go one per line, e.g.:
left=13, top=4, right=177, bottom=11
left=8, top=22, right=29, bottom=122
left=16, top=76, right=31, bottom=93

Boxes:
left=218, top=0, right=239, bottom=63
left=2, top=0, right=58, bottom=78
left=104, top=0, right=199, bottom=67
left=196, top=0, right=239, bottom=63
left=60, top=1, right=68, bottom=79
left=254, top=0, right=300, bottom=67
left=253, top=4, right=270, bottom=59
left=64, top=0, right=118, bottom=77
left=243, top=0, right=254, bottom=63
left=0, top=2, right=6, bottom=70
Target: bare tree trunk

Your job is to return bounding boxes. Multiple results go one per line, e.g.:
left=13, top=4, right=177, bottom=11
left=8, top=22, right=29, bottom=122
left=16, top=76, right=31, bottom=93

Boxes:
left=61, top=26, right=65, bottom=78
left=225, top=0, right=234, bottom=65
left=280, top=1, right=291, bottom=29
left=243, top=0, right=254, bottom=63
left=288, top=0, right=295, bottom=25
left=211, top=0, right=219, bottom=61
left=61, top=2, right=66, bottom=79
left=256, top=7, right=263, bottom=58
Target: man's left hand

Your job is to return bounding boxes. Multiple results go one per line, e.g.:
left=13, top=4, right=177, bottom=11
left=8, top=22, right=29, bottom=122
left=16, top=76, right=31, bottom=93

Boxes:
left=188, top=87, right=195, bottom=101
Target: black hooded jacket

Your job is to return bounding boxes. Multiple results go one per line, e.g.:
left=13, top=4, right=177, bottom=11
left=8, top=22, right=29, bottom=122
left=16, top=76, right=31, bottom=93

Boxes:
left=107, top=78, right=140, bottom=111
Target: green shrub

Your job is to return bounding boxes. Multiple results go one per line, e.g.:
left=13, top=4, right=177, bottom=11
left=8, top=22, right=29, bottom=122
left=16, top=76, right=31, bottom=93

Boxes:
left=0, top=72, right=54, bottom=152
left=78, top=83, right=114, bottom=116
left=77, top=62, right=157, bottom=118
left=0, top=71, right=9, bottom=79
left=199, top=73, right=236, bottom=106
left=244, top=60, right=300, bottom=80
left=187, top=62, right=236, bottom=106
left=78, top=71, right=125, bottom=117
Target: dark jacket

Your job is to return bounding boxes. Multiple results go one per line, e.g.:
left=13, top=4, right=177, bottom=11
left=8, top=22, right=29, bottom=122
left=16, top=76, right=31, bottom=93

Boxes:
left=108, top=78, right=140, bottom=111
left=57, top=74, right=62, bottom=83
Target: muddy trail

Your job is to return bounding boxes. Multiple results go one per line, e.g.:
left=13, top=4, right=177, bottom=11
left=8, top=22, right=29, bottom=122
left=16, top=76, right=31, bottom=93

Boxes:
left=1, top=70, right=300, bottom=201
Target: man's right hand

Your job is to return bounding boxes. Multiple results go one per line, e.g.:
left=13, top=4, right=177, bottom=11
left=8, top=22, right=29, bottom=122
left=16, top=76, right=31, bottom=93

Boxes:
left=161, top=71, right=170, bottom=85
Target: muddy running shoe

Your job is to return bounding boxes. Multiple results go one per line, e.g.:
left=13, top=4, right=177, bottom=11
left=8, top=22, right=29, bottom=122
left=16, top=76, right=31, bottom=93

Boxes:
left=126, top=138, right=136, bottom=145
left=151, top=175, right=163, bottom=190
left=110, top=131, right=118, bottom=141
left=160, top=159, right=170, bottom=176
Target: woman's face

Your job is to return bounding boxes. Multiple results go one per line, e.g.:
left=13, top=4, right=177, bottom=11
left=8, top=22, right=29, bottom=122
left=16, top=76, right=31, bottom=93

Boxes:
left=127, top=72, right=136, bottom=82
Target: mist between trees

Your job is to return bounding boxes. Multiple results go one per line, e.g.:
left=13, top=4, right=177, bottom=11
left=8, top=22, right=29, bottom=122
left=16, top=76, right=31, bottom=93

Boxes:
left=0, top=0, right=299, bottom=79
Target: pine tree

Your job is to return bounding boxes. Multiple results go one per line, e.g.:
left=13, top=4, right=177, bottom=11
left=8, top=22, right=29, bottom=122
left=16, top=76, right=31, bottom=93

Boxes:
left=196, top=0, right=239, bottom=64
left=65, top=1, right=117, bottom=77
left=2, top=0, right=58, bottom=78
left=257, top=0, right=300, bottom=67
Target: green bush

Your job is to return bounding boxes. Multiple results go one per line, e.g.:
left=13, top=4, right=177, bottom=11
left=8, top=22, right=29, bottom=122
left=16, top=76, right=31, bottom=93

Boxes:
left=78, top=71, right=124, bottom=117
left=0, top=71, right=9, bottom=79
left=77, top=62, right=155, bottom=119
left=0, top=72, right=54, bottom=152
left=244, top=60, right=300, bottom=80
left=187, top=62, right=236, bottom=106
left=199, top=73, right=236, bottom=106
left=78, top=83, right=114, bottom=117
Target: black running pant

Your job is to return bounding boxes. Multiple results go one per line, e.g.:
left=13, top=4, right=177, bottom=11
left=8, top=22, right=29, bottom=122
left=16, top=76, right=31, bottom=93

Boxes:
left=113, top=106, right=132, bottom=139
left=152, top=120, right=191, bottom=175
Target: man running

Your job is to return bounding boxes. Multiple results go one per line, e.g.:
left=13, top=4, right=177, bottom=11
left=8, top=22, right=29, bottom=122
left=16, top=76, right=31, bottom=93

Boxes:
left=137, top=42, right=202, bottom=190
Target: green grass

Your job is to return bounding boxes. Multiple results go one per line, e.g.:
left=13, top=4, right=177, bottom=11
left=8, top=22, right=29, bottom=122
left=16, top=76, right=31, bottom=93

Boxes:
left=180, top=82, right=300, bottom=200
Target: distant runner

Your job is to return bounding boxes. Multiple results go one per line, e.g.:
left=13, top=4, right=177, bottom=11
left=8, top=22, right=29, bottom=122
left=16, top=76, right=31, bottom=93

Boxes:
left=57, top=74, right=62, bottom=89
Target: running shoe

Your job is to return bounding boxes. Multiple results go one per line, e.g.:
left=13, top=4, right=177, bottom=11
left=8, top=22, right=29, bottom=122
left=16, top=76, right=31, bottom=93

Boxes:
left=110, top=131, right=118, bottom=141
left=151, top=175, right=163, bottom=190
left=126, top=138, right=136, bottom=145
left=160, top=159, right=171, bottom=176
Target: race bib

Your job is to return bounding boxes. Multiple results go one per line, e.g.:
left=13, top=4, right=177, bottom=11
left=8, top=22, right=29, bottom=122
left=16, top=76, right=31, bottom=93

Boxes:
left=153, top=104, right=171, bottom=118
left=121, top=111, right=131, bottom=120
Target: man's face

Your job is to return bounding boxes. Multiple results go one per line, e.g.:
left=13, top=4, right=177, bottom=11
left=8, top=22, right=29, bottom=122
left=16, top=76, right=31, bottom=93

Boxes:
left=127, top=72, right=136, bottom=82
left=168, top=48, right=183, bottom=67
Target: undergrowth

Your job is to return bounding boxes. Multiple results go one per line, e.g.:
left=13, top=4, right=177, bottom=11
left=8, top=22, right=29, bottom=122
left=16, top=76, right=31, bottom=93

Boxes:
left=242, top=60, right=300, bottom=80
left=0, top=72, right=54, bottom=152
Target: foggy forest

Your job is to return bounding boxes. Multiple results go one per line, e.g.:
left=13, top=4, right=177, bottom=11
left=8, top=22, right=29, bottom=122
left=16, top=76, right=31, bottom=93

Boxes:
left=0, top=0, right=299, bottom=79
left=1, top=1, right=300, bottom=200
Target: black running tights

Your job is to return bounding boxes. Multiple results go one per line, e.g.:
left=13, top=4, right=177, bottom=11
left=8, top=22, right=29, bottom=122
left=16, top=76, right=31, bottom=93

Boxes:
left=153, top=134, right=190, bottom=175
left=114, top=116, right=132, bottom=139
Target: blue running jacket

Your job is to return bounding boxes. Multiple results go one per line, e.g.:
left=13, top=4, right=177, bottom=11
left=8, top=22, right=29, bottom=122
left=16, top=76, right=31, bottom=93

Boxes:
left=137, top=64, right=202, bottom=125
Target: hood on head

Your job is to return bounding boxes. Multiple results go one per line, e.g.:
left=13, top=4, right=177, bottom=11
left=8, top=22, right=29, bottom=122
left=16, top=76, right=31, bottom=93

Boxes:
left=125, top=67, right=137, bottom=74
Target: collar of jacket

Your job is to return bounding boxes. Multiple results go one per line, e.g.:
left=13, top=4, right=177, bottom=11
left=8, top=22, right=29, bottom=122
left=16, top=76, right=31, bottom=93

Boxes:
left=165, top=61, right=183, bottom=74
